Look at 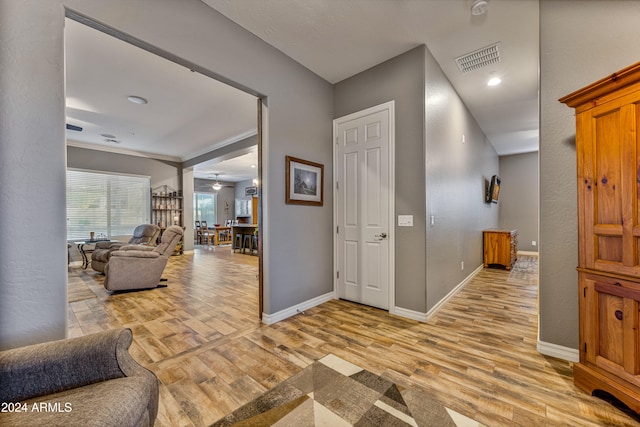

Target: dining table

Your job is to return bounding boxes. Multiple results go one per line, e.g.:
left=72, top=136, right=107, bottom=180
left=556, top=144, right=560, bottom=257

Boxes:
left=210, top=226, right=232, bottom=245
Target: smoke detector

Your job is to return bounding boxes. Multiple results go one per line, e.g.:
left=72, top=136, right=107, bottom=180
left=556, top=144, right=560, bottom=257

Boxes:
left=471, top=0, right=489, bottom=16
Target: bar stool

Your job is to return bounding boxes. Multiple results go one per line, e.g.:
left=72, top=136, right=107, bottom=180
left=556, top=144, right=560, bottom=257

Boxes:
left=242, top=234, right=253, bottom=254
left=234, top=233, right=243, bottom=252
left=251, top=232, right=258, bottom=255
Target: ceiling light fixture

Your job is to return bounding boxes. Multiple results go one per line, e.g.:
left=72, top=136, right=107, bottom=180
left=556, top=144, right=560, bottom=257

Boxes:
left=471, top=0, right=489, bottom=16
left=212, top=174, right=222, bottom=191
left=487, top=77, right=502, bottom=86
left=127, top=95, right=148, bottom=105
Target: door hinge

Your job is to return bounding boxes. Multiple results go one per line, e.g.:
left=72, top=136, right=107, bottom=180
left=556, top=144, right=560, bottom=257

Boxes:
left=337, top=225, right=339, bottom=234
left=583, top=287, right=587, bottom=297
left=336, top=181, right=339, bottom=190
left=584, top=342, right=587, bottom=352
left=336, top=271, right=339, bottom=279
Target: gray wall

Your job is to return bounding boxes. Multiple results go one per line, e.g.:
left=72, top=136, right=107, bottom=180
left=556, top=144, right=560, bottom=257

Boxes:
left=424, top=47, right=499, bottom=310
left=0, top=0, right=68, bottom=349
left=334, top=45, right=498, bottom=313
left=499, top=152, right=539, bottom=253
left=67, top=145, right=181, bottom=189
left=235, top=178, right=257, bottom=223
left=539, top=0, right=640, bottom=349
left=235, top=179, right=256, bottom=201
left=0, top=0, right=333, bottom=348
left=334, top=46, right=428, bottom=313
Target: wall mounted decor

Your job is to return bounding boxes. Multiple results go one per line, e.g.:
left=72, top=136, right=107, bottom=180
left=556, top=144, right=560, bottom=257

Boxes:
left=286, top=155, right=324, bottom=206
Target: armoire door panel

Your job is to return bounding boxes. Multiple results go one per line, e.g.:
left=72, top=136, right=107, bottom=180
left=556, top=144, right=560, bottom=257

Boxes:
left=597, top=292, right=624, bottom=366
left=593, top=108, right=623, bottom=226
left=590, top=278, right=640, bottom=381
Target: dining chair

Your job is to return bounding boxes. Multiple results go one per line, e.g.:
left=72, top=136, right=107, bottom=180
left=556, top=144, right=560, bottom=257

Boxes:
left=195, top=220, right=202, bottom=244
left=200, top=220, right=211, bottom=245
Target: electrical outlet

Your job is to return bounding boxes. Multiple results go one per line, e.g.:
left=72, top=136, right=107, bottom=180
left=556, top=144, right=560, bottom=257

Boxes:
left=532, top=240, right=537, bottom=246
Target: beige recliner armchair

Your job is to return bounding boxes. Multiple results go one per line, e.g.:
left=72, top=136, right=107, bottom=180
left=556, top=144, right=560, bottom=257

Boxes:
left=103, top=225, right=183, bottom=291
left=91, top=224, right=160, bottom=273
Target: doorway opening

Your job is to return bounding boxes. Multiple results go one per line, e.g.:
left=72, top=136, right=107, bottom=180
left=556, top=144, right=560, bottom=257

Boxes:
left=64, top=12, right=265, bottom=319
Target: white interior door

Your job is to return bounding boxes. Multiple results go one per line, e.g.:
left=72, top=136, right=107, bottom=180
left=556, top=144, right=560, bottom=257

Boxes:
left=334, top=102, right=394, bottom=310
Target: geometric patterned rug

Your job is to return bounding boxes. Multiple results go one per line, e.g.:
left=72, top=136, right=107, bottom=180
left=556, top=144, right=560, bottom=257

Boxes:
left=211, top=354, right=484, bottom=426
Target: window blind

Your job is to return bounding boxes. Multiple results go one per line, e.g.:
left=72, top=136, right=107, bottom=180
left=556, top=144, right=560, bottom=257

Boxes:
left=67, top=169, right=150, bottom=240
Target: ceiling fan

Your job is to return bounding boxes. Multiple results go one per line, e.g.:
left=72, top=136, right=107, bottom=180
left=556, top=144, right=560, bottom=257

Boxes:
left=210, top=174, right=233, bottom=191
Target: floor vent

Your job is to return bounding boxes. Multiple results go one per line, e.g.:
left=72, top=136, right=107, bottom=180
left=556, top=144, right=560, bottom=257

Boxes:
left=455, top=42, right=501, bottom=73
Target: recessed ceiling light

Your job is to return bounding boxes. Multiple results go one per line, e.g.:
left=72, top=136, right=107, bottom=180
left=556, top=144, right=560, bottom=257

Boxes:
left=127, top=95, right=148, bottom=105
left=251, top=164, right=256, bottom=168
left=487, top=77, right=502, bottom=86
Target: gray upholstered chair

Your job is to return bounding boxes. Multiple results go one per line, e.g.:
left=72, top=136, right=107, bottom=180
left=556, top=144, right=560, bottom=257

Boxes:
left=0, top=328, right=158, bottom=427
left=91, top=224, right=160, bottom=273
left=103, top=225, right=184, bottom=291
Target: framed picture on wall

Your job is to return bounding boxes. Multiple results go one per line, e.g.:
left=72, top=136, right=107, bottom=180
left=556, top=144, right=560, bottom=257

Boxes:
left=285, top=155, right=324, bottom=206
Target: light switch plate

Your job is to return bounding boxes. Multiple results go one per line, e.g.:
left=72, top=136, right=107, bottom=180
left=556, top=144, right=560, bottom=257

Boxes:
left=398, top=215, right=413, bottom=227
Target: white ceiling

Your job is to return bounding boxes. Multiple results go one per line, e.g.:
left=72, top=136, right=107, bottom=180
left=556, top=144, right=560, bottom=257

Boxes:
left=195, top=147, right=259, bottom=183
left=64, top=18, right=258, bottom=181
left=65, top=0, right=539, bottom=185
left=203, top=0, right=539, bottom=155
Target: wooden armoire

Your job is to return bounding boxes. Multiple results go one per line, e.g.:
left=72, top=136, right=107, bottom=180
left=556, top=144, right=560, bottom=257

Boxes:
left=560, top=62, right=640, bottom=413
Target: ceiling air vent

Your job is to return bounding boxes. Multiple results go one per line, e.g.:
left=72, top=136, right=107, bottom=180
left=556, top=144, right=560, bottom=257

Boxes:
left=455, top=42, right=501, bottom=73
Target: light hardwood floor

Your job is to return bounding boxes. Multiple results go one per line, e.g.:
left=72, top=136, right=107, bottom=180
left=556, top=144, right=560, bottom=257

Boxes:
left=68, top=248, right=640, bottom=426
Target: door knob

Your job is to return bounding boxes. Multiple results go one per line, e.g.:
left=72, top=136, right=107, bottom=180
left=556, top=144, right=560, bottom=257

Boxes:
left=375, top=232, right=387, bottom=240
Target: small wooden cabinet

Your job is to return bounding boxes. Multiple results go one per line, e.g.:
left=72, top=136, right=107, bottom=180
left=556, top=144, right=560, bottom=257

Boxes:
left=483, top=229, right=518, bottom=270
left=560, top=62, right=640, bottom=412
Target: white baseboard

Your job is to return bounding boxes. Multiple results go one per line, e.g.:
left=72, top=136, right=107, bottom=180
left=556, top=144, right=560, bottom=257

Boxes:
left=262, top=291, right=335, bottom=325
left=425, top=264, right=484, bottom=321
left=537, top=340, right=579, bottom=362
left=391, top=264, right=484, bottom=323
left=391, top=306, right=427, bottom=322
left=517, top=250, right=539, bottom=256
